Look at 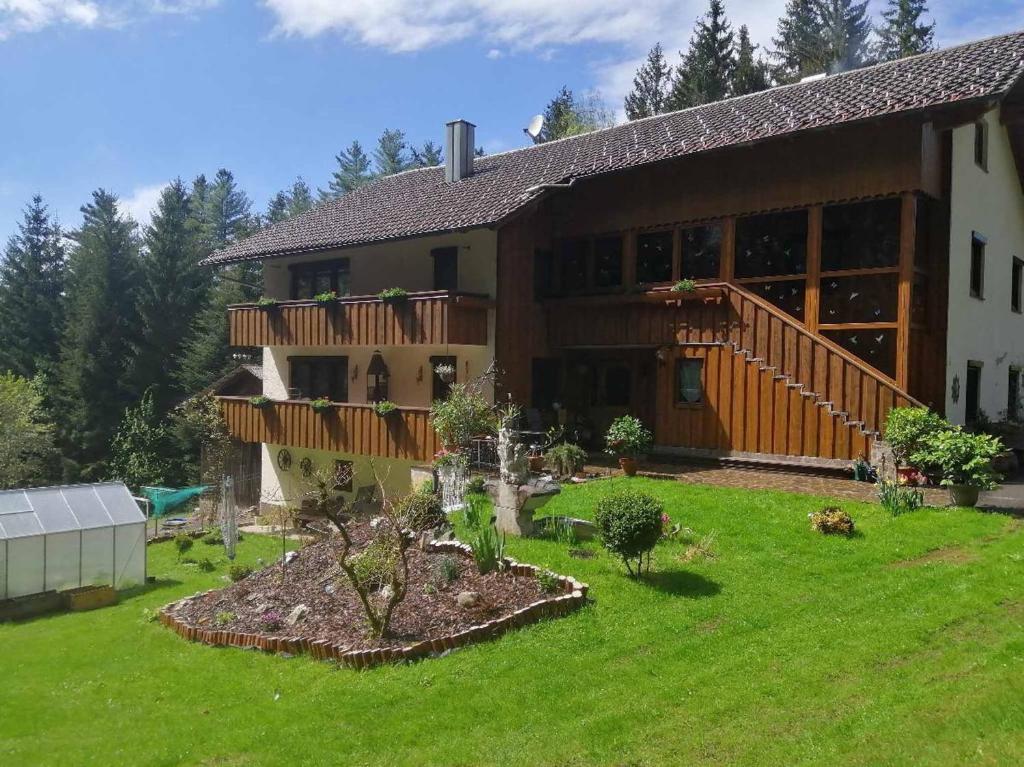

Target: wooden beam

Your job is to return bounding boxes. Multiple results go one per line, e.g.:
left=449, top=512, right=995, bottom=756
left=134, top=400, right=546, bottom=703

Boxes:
left=672, top=226, right=682, bottom=281
left=804, top=205, right=822, bottom=333
left=895, top=192, right=917, bottom=389
left=720, top=217, right=736, bottom=282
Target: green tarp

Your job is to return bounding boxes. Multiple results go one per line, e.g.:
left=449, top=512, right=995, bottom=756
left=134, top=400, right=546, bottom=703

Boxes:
left=140, top=486, right=209, bottom=518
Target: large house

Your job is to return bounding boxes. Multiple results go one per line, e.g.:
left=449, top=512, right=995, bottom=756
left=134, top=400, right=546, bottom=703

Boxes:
left=202, top=31, right=1024, bottom=506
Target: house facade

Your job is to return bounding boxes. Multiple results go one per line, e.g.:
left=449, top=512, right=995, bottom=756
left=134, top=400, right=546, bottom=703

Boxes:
left=201, top=32, right=1024, bottom=507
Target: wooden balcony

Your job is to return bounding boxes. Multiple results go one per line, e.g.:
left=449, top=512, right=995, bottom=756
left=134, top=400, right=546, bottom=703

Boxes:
left=228, top=291, right=491, bottom=348
left=219, top=397, right=441, bottom=463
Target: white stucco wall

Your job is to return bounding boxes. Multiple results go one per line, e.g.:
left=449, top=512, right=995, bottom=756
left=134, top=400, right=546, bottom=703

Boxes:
left=945, top=109, right=1024, bottom=423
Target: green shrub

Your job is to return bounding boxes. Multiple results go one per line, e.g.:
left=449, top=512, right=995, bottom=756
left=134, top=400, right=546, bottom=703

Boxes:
left=228, top=564, right=253, bottom=582
left=536, top=569, right=561, bottom=594
left=884, top=407, right=950, bottom=468
left=248, top=395, right=271, bottom=409
left=215, top=611, right=236, bottom=626
left=877, top=480, right=925, bottom=517
left=594, top=490, right=664, bottom=577
left=373, top=400, right=398, bottom=417
left=604, top=416, right=653, bottom=459
left=351, top=538, right=398, bottom=591
left=471, top=524, right=505, bottom=575
left=201, top=528, right=222, bottom=545
left=911, top=427, right=1003, bottom=489
left=198, top=557, right=216, bottom=572
left=544, top=442, right=588, bottom=479
left=313, top=291, right=337, bottom=304
left=309, top=397, right=333, bottom=412
left=462, top=495, right=488, bottom=531
left=173, top=533, right=193, bottom=561
left=255, top=297, right=277, bottom=309
left=809, top=507, right=855, bottom=535
left=466, top=475, right=486, bottom=494
left=395, top=490, right=445, bottom=531
left=437, top=555, right=460, bottom=584
left=430, top=383, right=495, bottom=449
left=671, top=278, right=696, bottom=293
left=378, top=287, right=409, bottom=301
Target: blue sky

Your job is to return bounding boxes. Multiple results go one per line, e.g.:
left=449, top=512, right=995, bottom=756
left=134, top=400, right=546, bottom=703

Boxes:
left=1, top=0, right=1022, bottom=241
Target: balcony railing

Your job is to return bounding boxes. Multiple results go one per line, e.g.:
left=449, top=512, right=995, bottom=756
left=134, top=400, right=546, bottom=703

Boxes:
left=219, top=397, right=441, bottom=463
left=228, top=290, right=491, bottom=348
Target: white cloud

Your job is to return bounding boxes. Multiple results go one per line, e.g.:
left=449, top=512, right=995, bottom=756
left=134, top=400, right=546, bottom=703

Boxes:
left=0, top=0, right=219, bottom=39
left=119, top=182, right=166, bottom=229
left=485, top=47, right=502, bottom=59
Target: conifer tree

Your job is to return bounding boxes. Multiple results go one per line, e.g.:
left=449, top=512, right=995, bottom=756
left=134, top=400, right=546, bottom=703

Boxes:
left=773, top=0, right=871, bottom=81
left=374, top=129, right=410, bottom=176
left=875, top=0, right=934, bottom=61
left=817, top=0, right=872, bottom=73
left=267, top=177, right=315, bottom=223
left=772, top=0, right=826, bottom=82
left=669, top=0, right=736, bottom=109
left=410, top=141, right=443, bottom=168
left=0, top=195, right=65, bottom=380
left=733, top=25, right=772, bottom=95
left=131, top=180, right=206, bottom=412
left=57, top=190, right=140, bottom=480
left=320, top=141, right=372, bottom=200
left=624, top=43, right=672, bottom=120
left=537, top=87, right=612, bottom=141
left=202, top=169, right=253, bottom=249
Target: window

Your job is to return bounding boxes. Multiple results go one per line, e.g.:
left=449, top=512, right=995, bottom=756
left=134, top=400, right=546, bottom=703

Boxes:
left=559, top=239, right=589, bottom=293
left=966, top=362, right=982, bottom=423
left=533, top=249, right=556, bottom=299
left=531, top=358, right=562, bottom=410
left=432, top=247, right=458, bottom=292
left=604, top=365, right=631, bottom=407
left=822, top=198, right=901, bottom=271
left=735, top=210, right=807, bottom=278
left=970, top=233, right=986, bottom=299
left=429, top=355, right=456, bottom=401
left=674, top=358, right=704, bottom=405
left=681, top=224, right=722, bottom=279
left=1009, top=368, right=1021, bottom=422
left=289, top=357, right=348, bottom=401
left=593, top=236, right=623, bottom=288
left=820, top=274, right=898, bottom=324
left=636, top=231, right=673, bottom=284
left=290, top=258, right=350, bottom=300
left=974, top=120, right=988, bottom=171
left=1013, top=257, right=1023, bottom=313
left=821, top=329, right=897, bottom=379
left=334, top=460, right=354, bottom=492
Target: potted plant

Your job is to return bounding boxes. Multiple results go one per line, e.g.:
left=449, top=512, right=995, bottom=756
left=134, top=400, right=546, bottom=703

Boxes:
left=884, top=407, right=950, bottom=481
left=528, top=444, right=545, bottom=473
left=605, top=416, right=653, bottom=477
left=255, top=297, right=278, bottom=310
left=314, top=291, right=337, bottom=305
left=309, top=397, right=334, bottom=413
left=434, top=362, right=456, bottom=384
left=544, top=442, right=588, bottom=480
left=671, top=278, right=696, bottom=293
left=911, top=427, right=1003, bottom=507
left=378, top=287, right=409, bottom=304
left=248, top=395, right=272, bottom=409
left=373, top=400, right=398, bottom=418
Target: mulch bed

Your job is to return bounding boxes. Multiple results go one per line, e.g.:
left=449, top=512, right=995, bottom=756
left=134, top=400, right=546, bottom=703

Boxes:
left=163, top=522, right=588, bottom=663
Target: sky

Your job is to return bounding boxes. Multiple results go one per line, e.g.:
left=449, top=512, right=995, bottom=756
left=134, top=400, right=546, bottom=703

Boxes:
left=1, top=0, right=1022, bottom=242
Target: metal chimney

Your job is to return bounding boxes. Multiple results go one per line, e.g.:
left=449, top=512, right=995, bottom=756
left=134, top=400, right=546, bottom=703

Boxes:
left=445, top=119, right=475, bottom=182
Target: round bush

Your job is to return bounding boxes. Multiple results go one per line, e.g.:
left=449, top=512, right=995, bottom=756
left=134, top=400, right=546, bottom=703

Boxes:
left=395, top=491, right=445, bottom=531
left=594, top=490, right=664, bottom=576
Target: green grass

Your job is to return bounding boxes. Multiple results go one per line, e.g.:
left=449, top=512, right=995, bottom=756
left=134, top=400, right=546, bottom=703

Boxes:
left=2, top=479, right=1024, bottom=766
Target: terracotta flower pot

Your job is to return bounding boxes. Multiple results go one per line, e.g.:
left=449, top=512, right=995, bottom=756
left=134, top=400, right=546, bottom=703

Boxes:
left=619, top=457, right=638, bottom=476
left=528, top=455, right=545, bottom=472
left=948, top=484, right=980, bottom=507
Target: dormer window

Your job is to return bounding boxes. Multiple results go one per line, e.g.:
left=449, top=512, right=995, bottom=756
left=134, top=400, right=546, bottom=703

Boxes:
left=974, top=120, right=988, bottom=171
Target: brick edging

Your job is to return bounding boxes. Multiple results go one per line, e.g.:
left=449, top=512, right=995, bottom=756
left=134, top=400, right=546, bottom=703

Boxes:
left=158, top=539, right=589, bottom=669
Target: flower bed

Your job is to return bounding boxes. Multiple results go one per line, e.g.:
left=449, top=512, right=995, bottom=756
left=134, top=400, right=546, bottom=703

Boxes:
left=159, top=532, right=587, bottom=669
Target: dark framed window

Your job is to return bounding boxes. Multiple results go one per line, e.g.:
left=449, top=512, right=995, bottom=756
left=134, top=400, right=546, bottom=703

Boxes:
left=974, top=121, right=988, bottom=171
left=822, top=198, right=901, bottom=271
left=432, top=247, right=458, bottom=292
left=531, top=358, right=562, bottom=410
left=821, top=329, right=897, bottom=379
left=820, top=274, right=898, bottom=324
left=636, top=231, right=673, bottom=284
left=1009, top=367, right=1021, bottom=422
left=749, top=279, right=806, bottom=320
left=533, top=249, right=557, bottom=299
left=674, top=358, right=704, bottom=405
left=290, top=258, right=350, bottom=300
left=559, top=239, right=589, bottom=293
left=429, top=355, right=456, bottom=401
left=604, top=365, right=631, bottom=407
left=593, top=236, right=623, bottom=288
left=970, top=233, right=986, bottom=299
left=966, top=361, right=982, bottom=423
left=334, top=460, right=354, bottom=492
left=289, top=356, right=348, bottom=401
left=1012, top=257, right=1023, bottom=313
left=735, top=210, right=807, bottom=278
left=681, top=224, right=722, bottom=279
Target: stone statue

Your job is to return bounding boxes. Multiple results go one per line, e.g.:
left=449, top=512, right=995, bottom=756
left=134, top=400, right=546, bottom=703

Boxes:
left=497, top=426, right=529, bottom=486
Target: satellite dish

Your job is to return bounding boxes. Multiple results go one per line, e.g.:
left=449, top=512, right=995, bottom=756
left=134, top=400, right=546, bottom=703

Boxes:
left=524, top=114, right=544, bottom=143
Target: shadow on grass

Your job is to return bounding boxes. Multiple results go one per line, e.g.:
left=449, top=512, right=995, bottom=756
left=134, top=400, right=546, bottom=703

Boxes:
left=119, top=578, right=185, bottom=601
left=641, top=569, right=721, bottom=597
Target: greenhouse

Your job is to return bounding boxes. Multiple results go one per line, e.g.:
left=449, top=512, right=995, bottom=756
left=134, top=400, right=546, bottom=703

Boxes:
left=0, top=482, right=147, bottom=601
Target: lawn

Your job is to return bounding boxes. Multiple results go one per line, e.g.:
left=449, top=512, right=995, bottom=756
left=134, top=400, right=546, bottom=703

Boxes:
left=2, top=478, right=1023, bottom=766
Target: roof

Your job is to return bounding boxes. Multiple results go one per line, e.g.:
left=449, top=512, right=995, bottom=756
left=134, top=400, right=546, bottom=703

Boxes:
left=203, top=30, right=1024, bottom=267
left=203, top=363, right=263, bottom=397
left=0, top=482, right=145, bottom=540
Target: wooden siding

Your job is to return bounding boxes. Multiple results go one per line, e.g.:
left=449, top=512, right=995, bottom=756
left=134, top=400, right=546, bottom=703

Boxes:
left=656, top=345, right=873, bottom=461
left=228, top=291, right=490, bottom=348
left=219, top=397, right=440, bottom=462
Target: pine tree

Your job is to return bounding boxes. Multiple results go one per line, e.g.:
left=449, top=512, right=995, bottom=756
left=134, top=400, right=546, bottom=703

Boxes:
left=374, top=129, right=410, bottom=176
left=772, top=0, right=826, bottom=82
left=202, top=169, right=253, bottom=249
left=817, top=0, right=872, bottom=73
left=410, top=141, right=443, bottom=168
left=875, top=0, right=934, bottom=61
left=537, top=87, right=613, bottom=142
left=131, top=180, right=207, bottom=412
left=0, top=195, right=65, bottom=380
left=668, top=0, right=736, bottom=110
left=733, top=25, right=772, bottom=95
left=267, top=177, right=315, bottom=223
left=624, top=43, right=673, bottom=120
left=320, top=141, right=372, bottom=200
left=57, top=190, right=141, bottom=480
